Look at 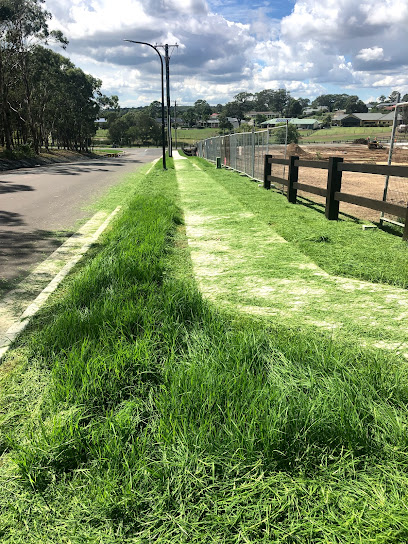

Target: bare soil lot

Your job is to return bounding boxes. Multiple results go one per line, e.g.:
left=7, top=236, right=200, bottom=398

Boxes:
left=270, top=143, right=408, bottom=222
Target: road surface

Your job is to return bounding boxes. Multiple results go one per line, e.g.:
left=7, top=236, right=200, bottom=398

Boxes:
left=0, top=148, right=161, bottom=289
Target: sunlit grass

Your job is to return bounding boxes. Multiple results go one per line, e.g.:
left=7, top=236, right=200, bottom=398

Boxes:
left=0, top=158, right=408, bottom=542
left=190, top=157, right=408, bottom=289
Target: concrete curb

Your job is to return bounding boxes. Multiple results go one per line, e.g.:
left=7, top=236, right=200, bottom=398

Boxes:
left=0, top=206, right=121, bottom=362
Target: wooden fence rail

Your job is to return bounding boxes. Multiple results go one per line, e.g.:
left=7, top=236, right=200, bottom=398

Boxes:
left=263, top=154, right=408, bottom=240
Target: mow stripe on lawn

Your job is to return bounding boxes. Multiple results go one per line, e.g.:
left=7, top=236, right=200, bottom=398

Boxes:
left=1, top=159, right=408, bottom=542
left=174, top=153, right=408, bottom=356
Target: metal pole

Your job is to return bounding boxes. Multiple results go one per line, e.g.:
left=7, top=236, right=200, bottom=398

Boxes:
left=164, top=44, right=172, bottom=157
left=124, top=39, right=166, bottom=169
left=380, top=93, right=401, bottom=223
left=174, top=100, right=177, bottom=150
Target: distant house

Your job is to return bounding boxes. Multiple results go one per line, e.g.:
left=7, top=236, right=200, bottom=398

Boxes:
left=247, top=111, right=279, bottom=120
left=261, top=118, right=320, bottom=130
left=332, top=112, right=402, bottom=127
left=203, top=114, right=239, bottom=129
left=303, top=106, right=329, bottom=115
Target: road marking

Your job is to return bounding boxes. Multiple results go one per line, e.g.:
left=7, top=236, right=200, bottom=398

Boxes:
left=0, top=206, right=121, bottom=361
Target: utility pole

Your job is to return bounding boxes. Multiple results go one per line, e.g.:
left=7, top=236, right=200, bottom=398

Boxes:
left=157, top=44, right=178, bottom=158
left=174, top=100, right=178, bottom=150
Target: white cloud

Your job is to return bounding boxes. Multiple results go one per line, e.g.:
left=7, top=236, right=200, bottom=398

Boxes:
left=356, top=47, right=385, bottom=62
left=44, top=0, right=408, bottom=106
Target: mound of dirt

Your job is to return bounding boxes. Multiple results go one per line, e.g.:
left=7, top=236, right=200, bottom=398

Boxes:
left=286, top=143, right=312, bottom=158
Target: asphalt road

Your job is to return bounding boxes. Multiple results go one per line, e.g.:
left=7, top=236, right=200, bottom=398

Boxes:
left=0, top=148, right=161, bottom=287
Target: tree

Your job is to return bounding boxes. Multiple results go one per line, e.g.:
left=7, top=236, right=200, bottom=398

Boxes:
left=388, top=90, right=400, bottom=103
left=312, top=94, right=352, bottom=112
left=224, top=101, right=245, bottom=126
left=148, top=100, right=162, bottom=119
left=287, top=98, right=302, bottom=117
left=254, top=89, right=275, bottom=111
left=344, top=96, right=368, bottom=114
left=273, top=89, right=290, bottom=115
left=321, top=114, right=332, bottom=128
left=182, top=108, right=197, bottom=127
left=109, top=111, right=160, bottom=146
left=131, top=112, right=160, bottom=145
left=255, top=114, right=267, bottom=126
left=218, top=113, right=233, bottom=133
left=274, top=123, right=299, bottom=144
left=194, top=99, right=212, bottom=124
left=253, top=88, right=290, bottom=114
left=234, top=92, right=253, bottom=108
left=297, top=97, right=310, bottom=110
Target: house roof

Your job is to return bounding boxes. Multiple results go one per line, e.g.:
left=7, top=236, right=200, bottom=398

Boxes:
left=261, top=118, right=319, bottom=125
left=335, top=112, right=402, bottom=121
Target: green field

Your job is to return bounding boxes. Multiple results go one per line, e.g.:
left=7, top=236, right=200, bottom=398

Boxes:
left=1, top=157, right=408, bottom=542
left=300, top=126, right=393, bottom=143
left=173, top=127, right=220, bottom=146
left=95, top=128, right=109, bottom=138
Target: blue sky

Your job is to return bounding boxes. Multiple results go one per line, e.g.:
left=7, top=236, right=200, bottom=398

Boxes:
left=45, top=0, right=408, bottom=107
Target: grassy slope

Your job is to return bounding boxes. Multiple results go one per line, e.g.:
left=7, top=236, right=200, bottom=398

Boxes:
left=172, top=127, right=220, bottom=146
left=300, top=126, right=393, bottom=143
left=1, top=160, right=408, bottom=542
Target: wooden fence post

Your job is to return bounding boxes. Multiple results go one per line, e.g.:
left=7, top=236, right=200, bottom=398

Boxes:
left=264, top=154, right=272, bottom=189
left=403, top=203, right=408, bottom=241
left=287, top=155, right=299, bottom=204
left=325, top=157, right=343, bottom=220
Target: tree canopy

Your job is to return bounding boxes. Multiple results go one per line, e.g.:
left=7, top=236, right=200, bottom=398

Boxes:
left=0, top=0, right=114, bottom=153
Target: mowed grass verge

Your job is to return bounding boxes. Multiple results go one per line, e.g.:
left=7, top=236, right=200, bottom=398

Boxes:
left=0, top=160, right=408, bottom=542
left=191, top=157, right=408, bottom=289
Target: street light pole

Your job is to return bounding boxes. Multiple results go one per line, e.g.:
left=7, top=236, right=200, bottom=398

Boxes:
left=156, top=44, right=178, bottom=158
left=124, top=39, right=166, bottom=169
left=165, top=44, right=172, bottom=157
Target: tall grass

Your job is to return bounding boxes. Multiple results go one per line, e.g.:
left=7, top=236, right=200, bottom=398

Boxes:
left=1, top=159, right=408, bottom=542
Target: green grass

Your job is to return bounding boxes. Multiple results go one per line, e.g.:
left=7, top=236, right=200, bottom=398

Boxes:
left=191, top=157, right=408, bottom=289
left=300, top=126, right=393, bottom=143
left=173, top=127, right=220, bottom=146
left=95, top=128, right=109, bottom=137
left=1, top=159, right=408, bottom=542
left=92, top=147, right=123, bottom=155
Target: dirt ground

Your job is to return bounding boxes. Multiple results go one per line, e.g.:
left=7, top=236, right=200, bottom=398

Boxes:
left=269, top=143, right=408, bottom=222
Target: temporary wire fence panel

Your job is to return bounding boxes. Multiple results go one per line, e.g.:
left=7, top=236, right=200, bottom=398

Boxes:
left=197, top=130, right=270, bottom=182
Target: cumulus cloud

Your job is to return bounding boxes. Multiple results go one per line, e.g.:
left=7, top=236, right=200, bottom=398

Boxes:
left=356, top=47, right=385, bottom=62
left=44, top=0, right=408, bottom=105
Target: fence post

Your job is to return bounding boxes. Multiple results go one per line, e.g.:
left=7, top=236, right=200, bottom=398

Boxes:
left=403, top=204, right=408, bottom=241
left=287, top=155, right=299, bottom=204
left=325, top=157, right=343, bottom=220
left=264, top=154, right=272, bottom=189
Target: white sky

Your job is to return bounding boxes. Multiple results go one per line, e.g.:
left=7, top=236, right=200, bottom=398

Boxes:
left=44, top=0, right=408, bottom=107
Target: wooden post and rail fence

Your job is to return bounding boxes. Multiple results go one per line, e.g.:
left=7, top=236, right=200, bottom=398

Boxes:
left=263, top=154, right=408, bottom=241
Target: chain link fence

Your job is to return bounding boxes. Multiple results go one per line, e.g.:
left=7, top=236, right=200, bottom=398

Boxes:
left=197, top=129, right=281, bottom=182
